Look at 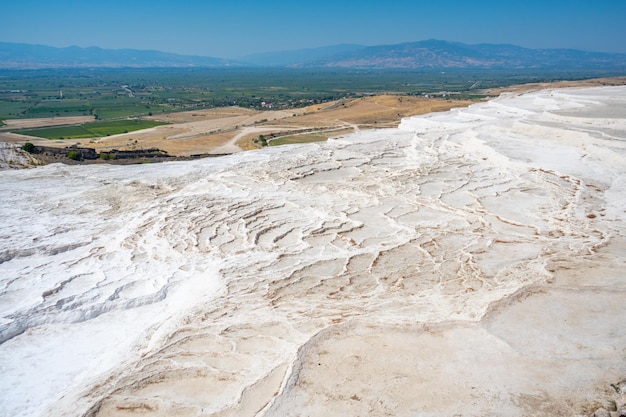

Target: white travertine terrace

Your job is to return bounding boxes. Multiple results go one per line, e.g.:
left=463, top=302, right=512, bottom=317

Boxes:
left=1, top=86, right=625, bottom=417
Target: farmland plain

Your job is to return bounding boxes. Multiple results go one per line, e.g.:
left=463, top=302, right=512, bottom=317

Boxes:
left=3, top=67, right=622, bottom=123
left=1, top=68, right=625, bottom=158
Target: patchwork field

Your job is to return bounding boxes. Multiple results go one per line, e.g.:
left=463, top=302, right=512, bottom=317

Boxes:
left=2, top=95, right=476, bottom=156
left=2, top=69, right=625, bottom=160
left=14, top=119, right=168, bottom=140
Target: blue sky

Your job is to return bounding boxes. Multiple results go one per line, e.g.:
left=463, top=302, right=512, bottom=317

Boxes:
left=2, top=0, right=625, bottom=58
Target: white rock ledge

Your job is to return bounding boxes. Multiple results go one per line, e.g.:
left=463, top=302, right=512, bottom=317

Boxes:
left=1, top=86, right=625, bottom=417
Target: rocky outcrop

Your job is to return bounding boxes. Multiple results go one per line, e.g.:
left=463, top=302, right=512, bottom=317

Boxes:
left=591, top=379, right=626, bottom=417
left=0, top=142, right=41, bottom=169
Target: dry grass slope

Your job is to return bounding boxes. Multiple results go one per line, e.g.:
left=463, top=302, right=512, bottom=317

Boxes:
left=3, top=77, right=626, bottom=159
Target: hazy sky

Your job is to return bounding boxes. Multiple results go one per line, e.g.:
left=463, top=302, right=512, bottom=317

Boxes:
left=3, top=0, right=625, bottom=58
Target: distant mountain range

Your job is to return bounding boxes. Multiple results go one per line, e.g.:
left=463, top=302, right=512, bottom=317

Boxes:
left=1, top=40, right=626, bottom=70
left=308, top=39, right=626, bottom=70
left=0, top=42, right=236, bottom=69
left=240, top=44, right=365, bottom=67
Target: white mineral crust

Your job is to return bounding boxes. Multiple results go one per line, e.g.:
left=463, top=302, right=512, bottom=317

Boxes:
left=1, top=86, right=625, bottom=417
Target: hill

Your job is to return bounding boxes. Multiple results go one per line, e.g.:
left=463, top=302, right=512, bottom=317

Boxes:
left=2, top=40, right=626, bottom=70
left=307, top=39, right=626, bottom=69
left=0, top=42, right=237, bottom=69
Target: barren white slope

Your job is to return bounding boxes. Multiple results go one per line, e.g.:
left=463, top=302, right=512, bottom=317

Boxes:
left=1, top=86, right=625, bottom=417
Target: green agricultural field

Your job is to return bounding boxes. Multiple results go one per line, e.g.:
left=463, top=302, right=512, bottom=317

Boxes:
left=82, top=119, right=167, bottom=136
left=269, top=134, right=331, bottom=146
left=16, top=119, right=168, bottom=139
left=18, top=125, right=94, bottom=139
left=92, top=104, right=155, bottom=120
left=0, top=100, right=33, bottom=119
left=23, top=99, right=93, bottom=118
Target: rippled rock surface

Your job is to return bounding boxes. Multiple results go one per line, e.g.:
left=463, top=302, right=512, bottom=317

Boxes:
left=1, top=87, right=625, bottom=417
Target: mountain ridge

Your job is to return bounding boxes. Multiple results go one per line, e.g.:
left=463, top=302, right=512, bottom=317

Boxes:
left=1, top=40, right=625, bottom=70
left=305, top=39, right=626, bottom=69
left=0, top=42, right=237, bottom=69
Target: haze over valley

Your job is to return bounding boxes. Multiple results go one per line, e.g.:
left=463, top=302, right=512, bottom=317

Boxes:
left=2, top=39, right=626, bottom=69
